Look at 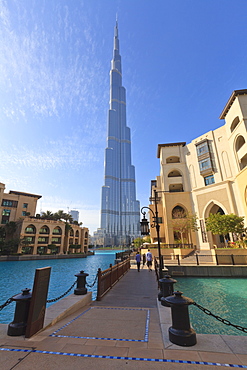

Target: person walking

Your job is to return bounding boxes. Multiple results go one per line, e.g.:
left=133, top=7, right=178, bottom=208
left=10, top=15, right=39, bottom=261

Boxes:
left=146, top=249, right=153, bottom=271
left=142, top=253, right=146, bottom=268
left=135, top=251, right=141, bottom=272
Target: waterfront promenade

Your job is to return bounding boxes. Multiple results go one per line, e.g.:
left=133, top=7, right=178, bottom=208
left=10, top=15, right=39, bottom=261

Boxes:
left=0, top=264, right=247, bottom=369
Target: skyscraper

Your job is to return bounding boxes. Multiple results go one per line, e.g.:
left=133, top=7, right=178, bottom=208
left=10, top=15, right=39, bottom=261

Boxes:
left=100, top=21, right=140, bottom=247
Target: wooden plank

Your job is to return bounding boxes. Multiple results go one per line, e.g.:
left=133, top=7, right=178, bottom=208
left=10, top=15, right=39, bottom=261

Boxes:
left=25, top=267, right=51, bottom=338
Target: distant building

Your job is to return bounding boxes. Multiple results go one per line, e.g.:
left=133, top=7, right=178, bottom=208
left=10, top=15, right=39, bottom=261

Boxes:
left=150, top=89, right=247, bottom=250
left=0, top=182, right=41, bottom=223
left=0, top=183, right=89, bottom=254
left=69, top=210, right=79, bottom=222
left=100, top=21, right=140, bottom=247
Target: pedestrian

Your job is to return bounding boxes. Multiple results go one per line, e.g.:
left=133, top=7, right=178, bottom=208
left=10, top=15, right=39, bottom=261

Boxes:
left=135, top=251, right=141, bottom=272
left=146, top=249, right=153, bottom=271
left=142, top=253, right=146, bottom=268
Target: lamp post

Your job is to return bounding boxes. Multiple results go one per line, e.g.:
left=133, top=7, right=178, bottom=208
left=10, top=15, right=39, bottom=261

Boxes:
left=140, top=190, right=164, bottom=278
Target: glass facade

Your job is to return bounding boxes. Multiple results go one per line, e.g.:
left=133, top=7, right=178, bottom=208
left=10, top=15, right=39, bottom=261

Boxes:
left=196, top=141, right=209, bottom=156
left=199, top=158, right=212, bottom=171
left=100, top=22, right=140, bottom=246
left=204, top=175, right=215, bottom=186
left=1, top=199, right=18, bottom=207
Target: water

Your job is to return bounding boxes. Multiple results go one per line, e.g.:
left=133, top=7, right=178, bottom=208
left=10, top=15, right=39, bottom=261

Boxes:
left=0, top=250, right=117, bottom=324
left=175, top=277, right=247, bottom=336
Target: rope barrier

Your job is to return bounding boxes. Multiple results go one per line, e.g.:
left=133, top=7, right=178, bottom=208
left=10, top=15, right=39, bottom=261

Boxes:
left=86, top=273, right=98, bottom=288
left=193, top=301, right=247, bottom=333
left=46, top=281, right=77, bottom=303
left=0, top=298, right=13, bottom=311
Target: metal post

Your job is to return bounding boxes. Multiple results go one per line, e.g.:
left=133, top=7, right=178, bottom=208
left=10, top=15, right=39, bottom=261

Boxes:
left=215, top=254, right=219, bottom=265
left=196, top=253, right=199, bottom=266
left=96, top=268, right=102, bottom=301
left=109, top=264, right=112, bottom=288
left=154, top=190, right=164, bottom=277
left=159, top=275, right=177, bottom=305
left=7, top=288, right=32, bottom=336
left=74, top=270, right=89, bottom=295
left=165, top=291, right=196, bottom=346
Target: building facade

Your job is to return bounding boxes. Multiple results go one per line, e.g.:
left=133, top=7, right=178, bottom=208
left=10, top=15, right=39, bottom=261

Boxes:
left=69, top=210, right=79, bottom=223
left=100, top=21, right=140, bottom=247
left=150, top=90, right=247, bottom=250
left=0, top=183, right=89, bottom=254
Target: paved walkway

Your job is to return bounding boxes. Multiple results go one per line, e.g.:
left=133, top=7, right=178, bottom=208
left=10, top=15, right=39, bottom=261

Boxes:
left=0, top=264, right=247, bottom=369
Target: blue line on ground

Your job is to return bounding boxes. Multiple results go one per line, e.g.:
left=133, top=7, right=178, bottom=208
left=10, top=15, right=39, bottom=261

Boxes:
left=0, top=348, right=246, bottom=368
left=50, top=307, right=150, bottom=342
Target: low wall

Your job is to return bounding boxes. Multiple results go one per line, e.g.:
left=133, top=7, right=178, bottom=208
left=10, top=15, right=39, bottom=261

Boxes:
left=166, top=265, right=247, bottom=277
left=0, top=252, right=93, bottom=262
left=141, top=248, right=194, bottom=258
left=216, top=249, right=247, bottom=255
left=42, top=292, right=92, bottom=332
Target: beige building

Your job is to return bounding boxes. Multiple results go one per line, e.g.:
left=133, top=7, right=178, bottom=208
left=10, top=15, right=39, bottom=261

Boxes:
left=0, top=183, right=89, bottom=254
left=150, top=89, right=247, bottom=250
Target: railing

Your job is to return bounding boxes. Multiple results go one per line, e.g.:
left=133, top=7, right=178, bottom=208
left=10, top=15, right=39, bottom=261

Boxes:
left=161, top=254, right=247, bottom=266
left=159, top=243, right=194, bottom=249
left=115, top=250, right=132, bottom=261
left=96, top=258, right=130, bottom=301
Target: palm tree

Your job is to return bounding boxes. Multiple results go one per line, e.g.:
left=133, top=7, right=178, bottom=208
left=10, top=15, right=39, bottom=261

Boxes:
left=53, top=210, right=66, bottom=221
left=41, top=210, right=54, bottom=220
left=62, top=213, right=73, bottom=224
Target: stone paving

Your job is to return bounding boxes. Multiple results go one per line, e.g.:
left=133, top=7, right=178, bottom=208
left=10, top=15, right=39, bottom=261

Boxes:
left=0, top=264, right=247, bottom=369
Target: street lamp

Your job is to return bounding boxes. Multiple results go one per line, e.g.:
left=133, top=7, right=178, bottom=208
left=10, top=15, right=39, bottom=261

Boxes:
left=140, top=190, right=164, bottom=278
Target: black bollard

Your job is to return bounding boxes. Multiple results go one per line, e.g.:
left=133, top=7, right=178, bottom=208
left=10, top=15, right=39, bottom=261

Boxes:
left=165, top=291, right=196, bottom=346
left=7, top=288, right=32, bottom=336
left=74, top=270, right=89, bottom=295
left=158, top=275, right=177, bottom=304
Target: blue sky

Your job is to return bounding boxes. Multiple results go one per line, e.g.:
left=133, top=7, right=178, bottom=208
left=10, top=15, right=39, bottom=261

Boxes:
left=0, top=0, right=246, bottom=234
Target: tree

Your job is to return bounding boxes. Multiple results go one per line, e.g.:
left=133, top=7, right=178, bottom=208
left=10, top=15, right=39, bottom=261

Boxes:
left=41, top=210, right=54, bottom=220
left=62, top=213, right=73, bottom=224
left=133, top=237, right=143, bottom=249
left=171, top=210, right=199, bottom=244
left=206, top=213, right=246, bottom=246
left=53, top=210, right=66, bottom=221
left=0, top=227, right=6, bottom=252
left=53, top=210, right=73, bottom=223
left=1, top=238, right=20, bottom=255
left=4, top=221, right=17, bottom=241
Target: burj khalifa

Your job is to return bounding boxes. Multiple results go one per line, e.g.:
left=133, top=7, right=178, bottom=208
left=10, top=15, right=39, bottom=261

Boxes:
left=100, top=21, right=140, bottom=247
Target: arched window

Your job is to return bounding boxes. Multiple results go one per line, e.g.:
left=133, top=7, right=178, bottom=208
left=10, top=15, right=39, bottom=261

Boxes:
left=166, top=156, right=180, bottom=163
left=53, top=226, right=62, bottom=235
left=75, top=230, right=79, bottom=237
left=25, top=224, right=36, bottom=234
left=169, top=184, right=183, bottom=192
left=172, top=206, right=186, bottom=219
left=39, top=225, right=50, bottom=234
left=235, top=135, right=245, bottom=152
left=240, top=153, right=247, bottom=170
left=168, top=170, right=182, bottom=177
left=230, top=117, right=240, bottom=132
left=70, top=229, right=74, bottom=236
